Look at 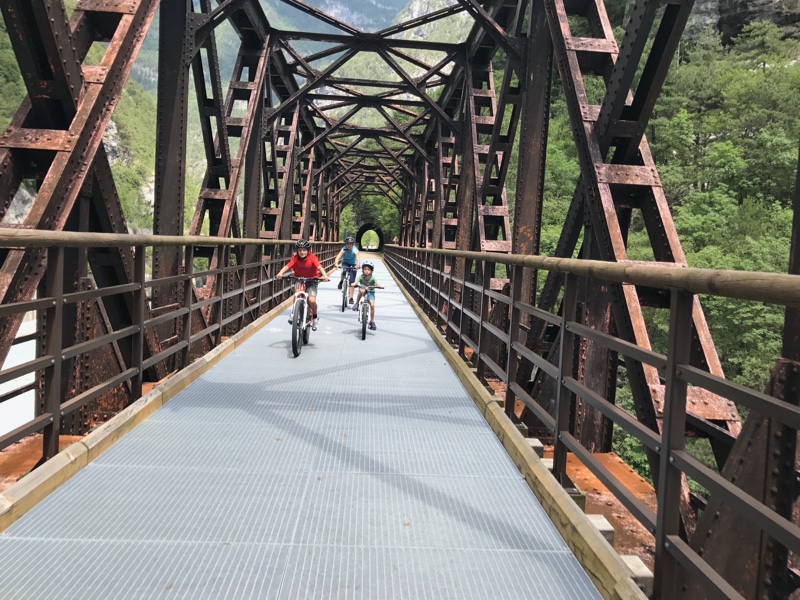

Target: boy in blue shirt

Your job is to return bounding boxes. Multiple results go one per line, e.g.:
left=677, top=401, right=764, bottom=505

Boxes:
left=351, top=260, right=381, bottom=330
left=334, top=236, right=360, bottom=304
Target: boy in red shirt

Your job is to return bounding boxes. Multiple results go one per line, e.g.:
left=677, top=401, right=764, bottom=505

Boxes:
left=276, top=239, right=329, bottom=329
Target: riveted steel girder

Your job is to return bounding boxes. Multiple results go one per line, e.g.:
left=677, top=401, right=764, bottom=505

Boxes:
left=0, top=0, right=165, bottom=379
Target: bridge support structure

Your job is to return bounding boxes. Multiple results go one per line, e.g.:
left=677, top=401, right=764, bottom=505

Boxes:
left=1, top=0, right=799, bottom=596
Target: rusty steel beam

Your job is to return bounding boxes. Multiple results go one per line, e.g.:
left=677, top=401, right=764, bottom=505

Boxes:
left=454, top=0, right=522, bottom=67
left=152, top=0, right=191, bottom=309
left=273, top=28, right=462, bottom=53
left=0, top=0, right=162, bottom=375
left=376, top=2, right=468, bottom=38
left=527, top=0, right=746, bottom=548
left=681, top=142, right=800, bottom=600
left=512, top=0, right=552, bottom=314
left=259, top=106, right=300, bottom=240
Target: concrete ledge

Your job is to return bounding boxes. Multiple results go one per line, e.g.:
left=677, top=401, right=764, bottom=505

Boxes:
left=388, top=265, right=646, bottom=600
left=0, top=294, right=295, bottom=535
left=527, top=437, right=545, bottom=457
left=621, top=555, right=654, bottom=598
left=588, top=514, right=616, bottom=545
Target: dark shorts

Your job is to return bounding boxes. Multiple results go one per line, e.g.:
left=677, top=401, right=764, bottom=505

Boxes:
left=342, top=265, right=358, bottom=284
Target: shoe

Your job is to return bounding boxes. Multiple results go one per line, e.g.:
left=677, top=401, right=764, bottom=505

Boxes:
left=349, top=298, right=354, bottom=304
left=337, top=281, right=343, bottom=289
left=352, top=302, right=359, bottom=311
left=312, top=317, right=318, bottom=331
left=369, top=321, right=377, bottom=331
left=288, top=313, right=293, bottom=324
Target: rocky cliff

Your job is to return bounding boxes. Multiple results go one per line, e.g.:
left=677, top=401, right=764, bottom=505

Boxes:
left=716, top=0, right=800, bottom=39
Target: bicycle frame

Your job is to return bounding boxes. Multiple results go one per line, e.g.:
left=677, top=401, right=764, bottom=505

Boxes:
left=355, top=283, right=382, bottom=340
left=340, top=266, right=357, bottom=311
left=286, top=275, right=320, bottom=356
left=294, top=282, right=310, bottom=326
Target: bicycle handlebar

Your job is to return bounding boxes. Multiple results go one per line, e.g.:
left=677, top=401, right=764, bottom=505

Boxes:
left=355, top=284, right=384, bottom=290
left=282, top=273, right=325, bottom=282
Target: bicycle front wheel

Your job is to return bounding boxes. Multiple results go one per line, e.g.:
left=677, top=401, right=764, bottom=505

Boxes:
left=341, top=283, right=347, bottom=312
left=292, top=299, right=304, bottom=356
left=361, top=304, right=368, bottom=340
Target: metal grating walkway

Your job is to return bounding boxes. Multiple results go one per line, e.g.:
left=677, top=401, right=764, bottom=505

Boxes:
left=0, top=257, right=601, bottom=599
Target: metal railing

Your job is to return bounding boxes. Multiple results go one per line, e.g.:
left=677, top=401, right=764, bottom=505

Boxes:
left=384, top=245, right=800, bottom=600
left=0, top=230, right=337, bottom=463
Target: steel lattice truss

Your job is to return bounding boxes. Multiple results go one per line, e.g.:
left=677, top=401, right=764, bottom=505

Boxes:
left=1, top=0, right=797, bottom=594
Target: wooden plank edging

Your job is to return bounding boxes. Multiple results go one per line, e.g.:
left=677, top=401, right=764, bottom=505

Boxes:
left=385, top=261, right=647, bottom=600
left=0, top=294, right=295, bottom=533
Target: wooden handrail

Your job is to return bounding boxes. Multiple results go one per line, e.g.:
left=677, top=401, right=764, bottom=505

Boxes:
left=0, top=229, right=342, bottom=248
left=385, top=246, right=800, bottom=308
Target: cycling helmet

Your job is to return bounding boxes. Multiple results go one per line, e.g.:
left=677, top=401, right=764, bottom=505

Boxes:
left=294, top=239, right=311, bottom=249
left=362, top=260, right=375, bottom=270
left=344, top=236, right=355, bottom=243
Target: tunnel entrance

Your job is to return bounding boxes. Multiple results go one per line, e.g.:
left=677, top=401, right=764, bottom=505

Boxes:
left=356, top=224, right=384, bottom=251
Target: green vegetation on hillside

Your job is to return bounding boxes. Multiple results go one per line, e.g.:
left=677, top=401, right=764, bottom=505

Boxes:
left=339, top=192, right=401, bottom=244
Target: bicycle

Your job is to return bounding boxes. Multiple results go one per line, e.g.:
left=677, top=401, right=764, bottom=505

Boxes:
left=354, top=283, right=384, bottom=340
left=338, top=265, right=358, bottom=312
left=284, top=274, right=321, bottom=357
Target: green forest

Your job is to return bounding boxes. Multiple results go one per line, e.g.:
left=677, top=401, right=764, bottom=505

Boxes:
left=527, top=20, right=799, bottom=393
left=1, top=6, right=798, bottom=478
left=536, top=20, right=799, bottom=477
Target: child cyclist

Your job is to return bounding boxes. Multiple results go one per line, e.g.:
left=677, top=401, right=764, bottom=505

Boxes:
left=276, top=239, right=329, bottom=330
left=351, top=260, right=381, bottom=330
left=334, top=236, right=360, bottom=304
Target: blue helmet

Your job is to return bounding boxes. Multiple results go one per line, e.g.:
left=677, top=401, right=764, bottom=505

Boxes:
left=362, top=260, right=375, bottom=271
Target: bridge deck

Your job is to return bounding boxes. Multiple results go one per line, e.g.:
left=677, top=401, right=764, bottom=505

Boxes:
left=0, top=258, right=600, bottom=599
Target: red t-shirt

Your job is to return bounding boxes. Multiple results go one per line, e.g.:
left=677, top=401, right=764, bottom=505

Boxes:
left=286, top=253, right=322, bottom=278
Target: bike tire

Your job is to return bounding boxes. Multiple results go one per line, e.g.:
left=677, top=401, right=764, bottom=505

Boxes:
left=361, top=304, right=368, bottom=340
left=292, top=299, right=304, bottom=357
left=341, top=285, right=347, bottom=312
left=303, top=320, right=311, bottom=344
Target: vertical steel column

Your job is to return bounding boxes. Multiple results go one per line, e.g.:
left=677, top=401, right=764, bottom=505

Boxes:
left=476, top=260, right=492, bottom=380
left=655, top=288, right=693, bottom=597
left=181, top=244, right=195, bottom=370
left=513, top=0, right=552, bottom=311
left=42, top=246, right=64, bottom=460
left=505, top=264, right=524, bottom=418
left=131, top=246, right=146, bottom=400
left=428, top=251, right=438, bottom=320
left=435, top=254, right=445, bottom=332
left=153, top=0, right=191, bottom=306
left=212, top=245, right=226, bottom=346
left=554, top=272, right=578, bottom=484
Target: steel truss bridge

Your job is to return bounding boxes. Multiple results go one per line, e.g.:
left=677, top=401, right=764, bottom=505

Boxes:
left=0, top=0, right=798, bottom=597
